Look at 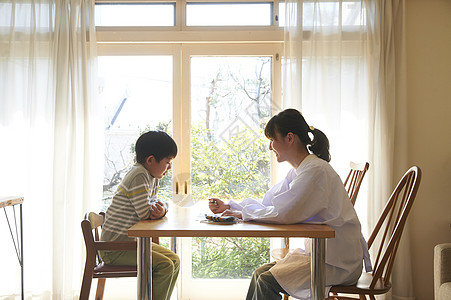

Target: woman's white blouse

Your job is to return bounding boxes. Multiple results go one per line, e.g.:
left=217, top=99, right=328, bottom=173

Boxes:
left=228, top=154, right=368, bottom=298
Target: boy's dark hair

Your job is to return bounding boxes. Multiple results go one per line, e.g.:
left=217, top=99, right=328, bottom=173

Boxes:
left=135, top=131, right=177, bottom=163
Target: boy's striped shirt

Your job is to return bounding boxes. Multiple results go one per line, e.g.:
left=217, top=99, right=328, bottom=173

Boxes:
left=101, top=163, right=166, bottom=242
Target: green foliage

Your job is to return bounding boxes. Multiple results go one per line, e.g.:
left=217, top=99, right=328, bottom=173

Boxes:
left=189, top=121, right=271, bottom=279
left=191, top=237, right=270, bottom=279
left=190, top=122, right=270, bottom=201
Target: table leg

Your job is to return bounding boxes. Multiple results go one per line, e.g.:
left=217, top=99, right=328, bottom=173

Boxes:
left=311, top=238, right=325, bottom=300
left=137, top=237, right=152, bottom=300
left=20, top=204, right=24, bottom=300
left=3, top=203, right=24, bottom=300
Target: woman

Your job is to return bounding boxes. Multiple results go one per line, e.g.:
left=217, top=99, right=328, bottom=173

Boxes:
left=209, top=109, right=366, bottom=300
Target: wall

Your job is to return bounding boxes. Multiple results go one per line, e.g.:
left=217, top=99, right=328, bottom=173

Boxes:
left=406, top=0, right=451, bottom=299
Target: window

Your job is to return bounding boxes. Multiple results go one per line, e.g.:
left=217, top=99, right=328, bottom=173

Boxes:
left=278, top=1, right=366, bottom=29
left=0, top=2, right=50, bottom=28
left=96, top=1, right=283, bottom=299
left=179, top=49, right=279, bottom=298
left=95, top=3, right=175, bottom=26
left=186, top=2, right=273, bottom=26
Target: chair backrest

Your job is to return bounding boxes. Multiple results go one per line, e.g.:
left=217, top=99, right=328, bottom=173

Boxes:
left=81, top=211, right=158, bottom=258
left=367, top=166, right=421, bottom=289
left=274, top=161, right=369, bottom=265
left=80, top=212, right=140, bottom=300
left=344, top=162, right=370, bottom=206
left=81, top=212, right=106, bottom=265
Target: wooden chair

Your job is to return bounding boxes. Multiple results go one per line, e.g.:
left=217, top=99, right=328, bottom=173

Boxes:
left=344, top=162, right=370, bottom=206
left=79, top=212, right=159, bottom=300
left=280, top=161, right=370, bottom=300
left=328, top=166, right=422, bottom=300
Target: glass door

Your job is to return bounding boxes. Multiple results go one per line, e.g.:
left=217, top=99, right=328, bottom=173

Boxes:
left=179, top=44, right=282, bottom=299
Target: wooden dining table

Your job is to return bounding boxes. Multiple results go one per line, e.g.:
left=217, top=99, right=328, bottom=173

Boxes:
left=128, top=203, right=335, bottom=300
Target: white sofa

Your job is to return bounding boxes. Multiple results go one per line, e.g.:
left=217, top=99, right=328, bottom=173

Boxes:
left=434, top=243, right=451, bottom=300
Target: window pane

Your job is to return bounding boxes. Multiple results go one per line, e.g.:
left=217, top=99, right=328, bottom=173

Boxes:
left=190, top=56, right=272, bottom=202
left=98, top=56, right=173, bottom=209
left=278, top=2, right=285, bottom=27
left=95, top=3, right=175, bottom=27
left=0, top=2, right=50, bottom=28
left=190, top=56, right=272, bottom=279
left=342, top=1, right=365, bottom=26
left=278, top=1, right=365, bottom=27
left=186, top=3, right=272, bottom=26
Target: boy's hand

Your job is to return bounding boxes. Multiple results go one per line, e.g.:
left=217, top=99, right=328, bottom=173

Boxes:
left=149, top=201, right=166, bottom=219
left=208, top=198, right=230, bottom=214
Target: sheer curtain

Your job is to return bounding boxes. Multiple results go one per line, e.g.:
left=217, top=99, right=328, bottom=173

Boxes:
left=0, top=0, right=102, bottom=298
left=282, top=0, right=412, bottom=299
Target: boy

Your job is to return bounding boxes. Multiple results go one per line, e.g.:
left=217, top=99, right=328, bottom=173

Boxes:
left=100, top=131, right=179, bottom=300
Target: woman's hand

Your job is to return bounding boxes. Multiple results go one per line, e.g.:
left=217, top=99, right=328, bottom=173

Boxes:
left=208, top=198, right=230, bottom=214
left=149, top=201, right=166, bottom=219
left=221, top=209, right=243, bottom=220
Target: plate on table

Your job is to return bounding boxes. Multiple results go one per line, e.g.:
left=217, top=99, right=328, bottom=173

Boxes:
left=202, top=214, right=238, bottom=224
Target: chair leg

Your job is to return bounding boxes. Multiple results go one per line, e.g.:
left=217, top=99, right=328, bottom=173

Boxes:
left=79, top=271, right=93, bottom=300
left=95, top=278, right=106, bottom=300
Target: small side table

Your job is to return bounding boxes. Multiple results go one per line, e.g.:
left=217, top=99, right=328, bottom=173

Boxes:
left=1, top=196, right=24, bottom=300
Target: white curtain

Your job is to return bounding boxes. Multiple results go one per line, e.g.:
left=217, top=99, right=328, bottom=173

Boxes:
left=0, top=0, right=102, bottom=298
left=282, top=0, right=412, bottom=299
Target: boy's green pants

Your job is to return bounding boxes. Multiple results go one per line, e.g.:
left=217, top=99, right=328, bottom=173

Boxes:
left=101, top=242, right=180, bottom=300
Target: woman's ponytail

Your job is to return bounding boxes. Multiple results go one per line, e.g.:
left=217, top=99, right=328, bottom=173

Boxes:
left=308, top=128, right=331, bottom=162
